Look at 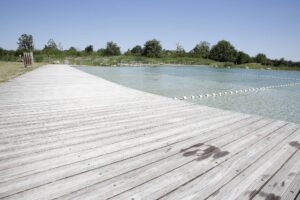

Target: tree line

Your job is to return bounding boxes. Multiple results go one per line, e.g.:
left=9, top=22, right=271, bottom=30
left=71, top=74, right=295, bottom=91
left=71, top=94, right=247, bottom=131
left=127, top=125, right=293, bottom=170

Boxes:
left=0, top=34, right=299, bottom=68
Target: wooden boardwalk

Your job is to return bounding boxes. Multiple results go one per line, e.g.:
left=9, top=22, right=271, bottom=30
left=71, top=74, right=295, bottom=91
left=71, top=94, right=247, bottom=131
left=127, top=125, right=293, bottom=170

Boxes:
left=0, top=64, right=299, bottom=200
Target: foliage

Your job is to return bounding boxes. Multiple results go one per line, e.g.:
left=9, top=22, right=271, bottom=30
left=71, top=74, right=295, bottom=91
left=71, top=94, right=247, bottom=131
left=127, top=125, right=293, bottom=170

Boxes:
left=44, top=39, right=58, bottom=49
left=175, top=43, right=185, bottom=56
left=17, top=34, right=34, bottom=51
left=104, top=41, right=121, bottom=56
left=131, top=45, right=143, bottom=56
left=191, top=41, right=210, bottom=58
left=42, top=39, right=61, bottom=56
left=143, top=39, right=162, bottom=57
left=85, top=45, right=93, bottom=53
left=255, top=53, right=268, bottom=65
left=0, top=47, right=4, bottom=57
left=1, top=36, right=300, bottom=70
left=236, top=51, right=251, bottom=64
left=271, top=58, right=300, bottom=67
left=34, top=55, right=44, bottom=62
left=65, top=47, right=80, bottom=56
left=209, top=40, right=237, bottom=62
left=97, top=48, right=106, bottom=56
left=161, top=50, right=175, bottom=57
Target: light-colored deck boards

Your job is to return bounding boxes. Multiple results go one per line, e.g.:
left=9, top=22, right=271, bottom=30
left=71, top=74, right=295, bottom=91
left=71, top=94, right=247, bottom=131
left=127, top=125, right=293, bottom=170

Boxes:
left=0, top=110, right=237, bottom=171
left=0, top=116, right=256, bottom=183
left=96, top=121, right=291, bottom=200
left=0, top=114, right=252, bottom=197
left=0, top=65, right=299, bottom=200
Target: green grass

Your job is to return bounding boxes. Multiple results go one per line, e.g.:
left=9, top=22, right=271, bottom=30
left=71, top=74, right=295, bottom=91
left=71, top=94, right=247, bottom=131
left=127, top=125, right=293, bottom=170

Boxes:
left=235, top=63, right=300, bottom=71
left=0, top=61, right=46, bottom=83
left=66, top=56, right=300, bottom=71
left=65, top=56, right=225, bottom=67
left=10, top=54, right=300, bottom=71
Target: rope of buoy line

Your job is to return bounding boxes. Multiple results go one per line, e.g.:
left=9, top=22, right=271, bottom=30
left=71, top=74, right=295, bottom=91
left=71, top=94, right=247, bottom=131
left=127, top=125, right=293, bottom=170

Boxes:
left=173, top=82, right=300, bottom=101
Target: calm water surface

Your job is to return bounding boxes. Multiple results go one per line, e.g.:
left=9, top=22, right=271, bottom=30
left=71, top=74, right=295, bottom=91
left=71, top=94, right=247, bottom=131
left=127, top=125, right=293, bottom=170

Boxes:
left=76, top=65, right=300, bottom=123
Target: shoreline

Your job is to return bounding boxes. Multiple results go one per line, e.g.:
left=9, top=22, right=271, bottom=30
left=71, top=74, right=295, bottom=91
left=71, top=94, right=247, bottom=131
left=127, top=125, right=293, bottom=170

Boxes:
left=71, top=62, right=300, bottom=71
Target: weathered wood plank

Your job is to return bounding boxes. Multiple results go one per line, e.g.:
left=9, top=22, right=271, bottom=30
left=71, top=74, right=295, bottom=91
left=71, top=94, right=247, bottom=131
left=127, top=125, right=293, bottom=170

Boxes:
left=95, top=121, right=289, bottom=200
left=0, top=116, right=255, bottom=183
left=0, top=65, right=299, bottom=200
left=0, top=112, right=243, bottom=198
left=251, top=148, right=300, bottom=200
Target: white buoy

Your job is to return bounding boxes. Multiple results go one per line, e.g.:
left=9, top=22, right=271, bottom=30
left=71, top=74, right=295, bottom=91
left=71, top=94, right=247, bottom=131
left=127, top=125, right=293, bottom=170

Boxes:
left=199, top=95, right=203, bottom=98
left=173, top=97, right=178, bottom=100
left=212, top=93, right=216, bottom=96
left=191, top=95, right=195, bottom=99
left=183, top=96, right=187, bottom=100
left=224, top=92, right=228, bottom=95
left=230, top=91, right=234, bottom=94
left=205, top=94, right=210, bottom=97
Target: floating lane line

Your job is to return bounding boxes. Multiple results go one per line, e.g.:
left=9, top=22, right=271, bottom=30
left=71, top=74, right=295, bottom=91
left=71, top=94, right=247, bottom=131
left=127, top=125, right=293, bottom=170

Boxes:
left=174, top=82, right=300, bottom=100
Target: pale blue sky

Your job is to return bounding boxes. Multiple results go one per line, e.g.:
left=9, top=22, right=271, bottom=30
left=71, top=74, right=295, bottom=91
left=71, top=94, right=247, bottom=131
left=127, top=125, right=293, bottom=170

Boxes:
left=0, top=0, right=299, bottom=61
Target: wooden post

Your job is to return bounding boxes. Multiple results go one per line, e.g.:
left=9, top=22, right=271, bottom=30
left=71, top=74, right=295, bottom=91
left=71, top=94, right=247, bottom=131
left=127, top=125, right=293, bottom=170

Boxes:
left=23, top=52, right=34, bottom=67
left=23, top=52, right=28, bottom=68
left=30, top=52, right=34, bottom=65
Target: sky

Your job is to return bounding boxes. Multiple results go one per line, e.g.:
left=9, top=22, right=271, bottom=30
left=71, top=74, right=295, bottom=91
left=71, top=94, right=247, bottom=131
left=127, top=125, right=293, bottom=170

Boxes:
left=0, top=0, right=300, bottom=61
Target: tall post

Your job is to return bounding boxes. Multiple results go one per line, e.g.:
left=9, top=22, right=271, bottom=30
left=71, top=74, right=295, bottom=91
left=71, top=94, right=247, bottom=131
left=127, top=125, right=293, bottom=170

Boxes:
left=23, top=52, right=34, bottom=67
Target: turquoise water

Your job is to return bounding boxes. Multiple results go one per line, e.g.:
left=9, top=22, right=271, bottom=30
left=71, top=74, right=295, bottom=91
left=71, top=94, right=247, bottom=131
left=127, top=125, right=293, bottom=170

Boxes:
left=76, top=65, right=300, bottom=123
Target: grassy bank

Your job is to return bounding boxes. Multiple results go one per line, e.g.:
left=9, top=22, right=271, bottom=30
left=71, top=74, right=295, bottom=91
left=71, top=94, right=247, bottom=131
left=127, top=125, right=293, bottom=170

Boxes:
left=62, top=56, right=300, bottom=71
left=65, top=56, right=223, bottom=66
left=235, top=63, right=300, bottom=71
left=2, top=55, right=299, bottom=82
left=0, top=61, right=46, bottom=83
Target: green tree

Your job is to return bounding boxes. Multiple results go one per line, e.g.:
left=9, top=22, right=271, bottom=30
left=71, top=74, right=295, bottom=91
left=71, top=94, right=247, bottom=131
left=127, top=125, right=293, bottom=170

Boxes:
left=17, top=34, right=34, bottom=51
left=209, top=40, right=237, bottom=62
left=42, top=39, right=60, bottom=55
left=65, top=47, right=80, bottom=56
left=143, top=39, right=162, bottom=57
left=255, top=53, right=268, bottom=65
left=104, top=41, right=121, bottom=56
left=97, top=48, right=106, bottom=56
left=0, top=47, right=4, bottom=57
left=44, top=39, right=58, bottom=49
left=273, top=58, right=287, bottom=66
left=175, top=43, right=185, bottom=56
left=131, top=45, right=143, bottom=55
left=85, top=45, right=93, bottom=53
left=192, top=41, right=210, bottom=58
left=124, top=49, right=132, bottom=56
left=236, top=51, right=251, bottom=64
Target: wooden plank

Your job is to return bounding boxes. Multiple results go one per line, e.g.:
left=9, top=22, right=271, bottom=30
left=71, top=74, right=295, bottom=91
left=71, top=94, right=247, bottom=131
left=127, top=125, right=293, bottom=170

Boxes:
left=0, top=105, right=212, bottom=150
left=251, top=149, right=300, bottom=200
left=50, top=119, right=278, bottom=200
left=204, top=126, right=300, bottom=200
left=0, top=109, right=235, bottom=170
left=0, top=112, right=243, bottom=198
left=0, top=116, right=255, bottom=183
left=96, top=121, right=290, bottom=200
left=158, top=125, right=299, bottom=200
left=0, top=65, right=299, bottom=200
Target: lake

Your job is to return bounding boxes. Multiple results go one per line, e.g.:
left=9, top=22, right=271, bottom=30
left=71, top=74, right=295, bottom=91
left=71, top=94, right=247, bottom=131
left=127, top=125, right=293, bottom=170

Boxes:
left=76, top=65, right=300, bottom=123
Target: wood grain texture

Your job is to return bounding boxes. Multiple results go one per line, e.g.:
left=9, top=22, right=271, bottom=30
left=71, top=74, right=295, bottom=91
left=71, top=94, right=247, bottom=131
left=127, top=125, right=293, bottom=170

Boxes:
left=0, top=65, right=299, bottom=200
